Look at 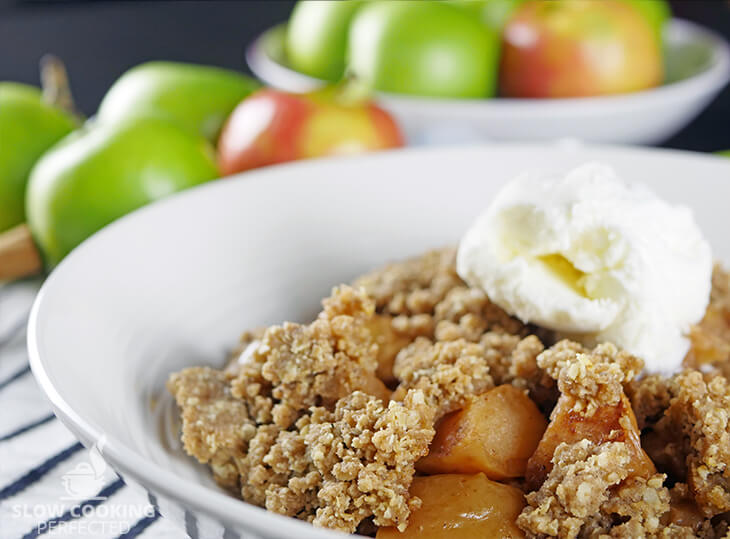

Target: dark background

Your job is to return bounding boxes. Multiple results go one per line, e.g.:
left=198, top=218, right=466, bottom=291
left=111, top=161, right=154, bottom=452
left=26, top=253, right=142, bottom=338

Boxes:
left=1, top=0, right=728, bottom=152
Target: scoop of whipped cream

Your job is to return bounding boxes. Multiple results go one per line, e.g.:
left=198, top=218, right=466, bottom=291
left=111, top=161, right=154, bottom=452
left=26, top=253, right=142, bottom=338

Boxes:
left=457, top=162, right=712, bottom=375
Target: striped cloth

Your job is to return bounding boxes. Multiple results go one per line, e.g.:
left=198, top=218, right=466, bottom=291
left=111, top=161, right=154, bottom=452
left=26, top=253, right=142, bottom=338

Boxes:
left=0, top=281, right=184, bottom=539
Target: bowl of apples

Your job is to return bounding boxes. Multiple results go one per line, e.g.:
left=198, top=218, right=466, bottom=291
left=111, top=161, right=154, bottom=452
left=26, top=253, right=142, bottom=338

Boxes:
left=247, top=0, right=730, bottom=145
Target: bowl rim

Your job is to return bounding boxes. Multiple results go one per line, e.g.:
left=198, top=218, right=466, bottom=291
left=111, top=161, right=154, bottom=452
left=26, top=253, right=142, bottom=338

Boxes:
left=27, top=142, right=730, bottom=537
left=246, top=18, right=730, bottom=113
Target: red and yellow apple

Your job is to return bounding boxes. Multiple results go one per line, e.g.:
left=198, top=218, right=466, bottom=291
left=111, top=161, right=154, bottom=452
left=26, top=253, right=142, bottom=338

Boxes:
left=217, top=87, right=404, bottom=175
left=500, top=0, right=663, bottom=98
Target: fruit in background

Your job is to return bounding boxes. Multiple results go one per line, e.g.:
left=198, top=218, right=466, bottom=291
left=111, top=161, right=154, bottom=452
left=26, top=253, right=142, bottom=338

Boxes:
left=719, top=150, right=730, bottom=157
left=500, top=0, right=663, bottom=98
left=481, top=0, right=526, bottom=30
left=286, top=0, right=363, bottom=81
left=623, top=0, right=671, bottom=44
left=217, top=87, right=403, bottom=175
left=0, top=83, right=76, bottom=233
left=97, top=62, right=260, bottom=143
left=26, top=117, right=219, bottom=266
left=348, top=1, right=500, bottom=98
left=452, top=0, right=526, bottom=31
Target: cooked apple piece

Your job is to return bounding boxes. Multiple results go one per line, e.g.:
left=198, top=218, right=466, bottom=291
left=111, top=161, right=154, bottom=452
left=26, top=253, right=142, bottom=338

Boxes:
left=365, top=314, right=411, bottom=384
left=663, top=484, right=706, bottom=531
left=525, top=392, right=655, bottom=490
left=376, top=473, right=525, bottom=539
left=360, top=372, right=392, bottom=403
left=416, top=385, right=547, bottom=480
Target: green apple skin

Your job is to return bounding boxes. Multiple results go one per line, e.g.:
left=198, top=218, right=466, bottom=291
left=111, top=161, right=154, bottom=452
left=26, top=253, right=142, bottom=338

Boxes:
left=348, top=1, right=500, bottom=98
left=286, top=0, right=364, bottom=81
left=0, top=83, right=76, bottom=233
left=451, top=0, right=525, bottom=31
left=97, top=62, right=260, bottom=143
left=481, top=0, right=525, bottom=30
left=26, top=117, right=219, bottom=266
left=622, top=0, right=671, bottom=43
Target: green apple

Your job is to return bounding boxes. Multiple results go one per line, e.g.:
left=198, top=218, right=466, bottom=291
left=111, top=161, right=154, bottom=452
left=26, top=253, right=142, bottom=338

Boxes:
left=286, top=0, right=364, bottom=81
left=26, top=117, right=219, bottom=266
left=481, top=0, right=525, bottom=29
left=622, top=0, right=671, bottom=43
left=348, top=1, right=500, bottom=98
left=97, top=62, right=260, bottom=143
left=0, top=83, right=76, bottom=233
left=451, top=0, right=525, bottom=31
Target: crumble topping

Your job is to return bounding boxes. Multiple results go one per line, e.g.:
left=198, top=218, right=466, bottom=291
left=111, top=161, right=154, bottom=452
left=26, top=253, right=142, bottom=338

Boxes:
left=168, top=262, right=527, bottom=533
left=168, top=249, right=730, bottom=537
left=517, top=440, right=672, bottom=539
left=354, top=247, right=533, bottom=341
left=538, top=340, right=643, bottom=415
left=634, top=371, right=730, bottom=518
left=390, top=337, right=495, bottom=417
left=687, top=266, right=730, bottom=374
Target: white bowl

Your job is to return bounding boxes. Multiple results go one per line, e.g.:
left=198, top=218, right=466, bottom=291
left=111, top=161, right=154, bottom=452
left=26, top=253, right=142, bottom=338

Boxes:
left=246, top=19, right=730, bottom=145
left=29, top=144, right=730, bottom=538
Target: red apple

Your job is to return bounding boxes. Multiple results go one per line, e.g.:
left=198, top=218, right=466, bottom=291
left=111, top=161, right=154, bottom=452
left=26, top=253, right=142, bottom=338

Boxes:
left=499, top=0, right=663, bottom=98
left=217, top=87, right=404, bottom=175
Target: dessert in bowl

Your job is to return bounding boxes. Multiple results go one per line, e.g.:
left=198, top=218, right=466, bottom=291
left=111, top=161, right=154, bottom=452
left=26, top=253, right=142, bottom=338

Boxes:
left=28, top=144, right=730, bottom=538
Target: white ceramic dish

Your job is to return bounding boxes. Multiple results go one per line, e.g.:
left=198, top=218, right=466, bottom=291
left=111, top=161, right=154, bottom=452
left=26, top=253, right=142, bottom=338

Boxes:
left=247, top=19, right=730, bottom=145
left=29, top=144, right=730, bottom=538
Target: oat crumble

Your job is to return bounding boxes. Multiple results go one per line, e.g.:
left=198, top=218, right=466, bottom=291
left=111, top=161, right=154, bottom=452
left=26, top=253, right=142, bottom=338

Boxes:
left=168, top=249, right=730, bottom=537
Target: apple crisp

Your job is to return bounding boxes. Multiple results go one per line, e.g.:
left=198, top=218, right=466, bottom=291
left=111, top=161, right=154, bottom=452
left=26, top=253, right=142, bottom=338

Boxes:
left=169, top=250, right=730, bottom=537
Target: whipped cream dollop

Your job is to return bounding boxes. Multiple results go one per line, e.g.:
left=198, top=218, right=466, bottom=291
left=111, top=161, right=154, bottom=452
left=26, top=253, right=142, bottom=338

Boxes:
left=457, top=162, right=712, bottom=374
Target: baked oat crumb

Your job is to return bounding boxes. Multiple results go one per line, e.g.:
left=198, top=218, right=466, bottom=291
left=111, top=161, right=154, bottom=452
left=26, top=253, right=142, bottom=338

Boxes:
left=666, top=372, right=730, bottom=517
left=231, top=286, right=387, bottom=428
left=352, top=248, right=462, bottom=318
left=304, top=390, right=435, bottom=532
left=391, top=337, right=495, bottom=417
left=167, top=366, right=254, bottom=491
left=353, top=247, right=537, bottom=346
left=518, top=440, right=672, bottom=539
left=169, top=251, right=730, bottom=538
left=687, top=265, right=730, bottom=374
left=538, top=340, right=642, bottom=415
left=169, top=285, right=441, bottom=532
left=630, top=370, right=730, bottom=518
left=518, top=440, right=632, bottom=538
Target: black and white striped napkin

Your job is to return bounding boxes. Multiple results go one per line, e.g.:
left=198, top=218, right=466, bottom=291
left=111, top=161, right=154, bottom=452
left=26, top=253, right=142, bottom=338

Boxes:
left=0, top=281, right=183, bottom=539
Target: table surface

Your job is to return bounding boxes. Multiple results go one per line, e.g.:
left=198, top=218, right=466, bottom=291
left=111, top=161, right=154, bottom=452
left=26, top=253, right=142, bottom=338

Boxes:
left=0, top=0, right=728, bottom=151
left=0, top=1, right=728, bottom=538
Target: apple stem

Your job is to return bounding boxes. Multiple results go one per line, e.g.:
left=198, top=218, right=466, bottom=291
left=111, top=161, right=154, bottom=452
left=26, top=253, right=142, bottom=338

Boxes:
left=334, top=74, right=374, bottom=107
left=40, top=54, right=82, bottom=121
left=0, top=224, right=43, bottom=281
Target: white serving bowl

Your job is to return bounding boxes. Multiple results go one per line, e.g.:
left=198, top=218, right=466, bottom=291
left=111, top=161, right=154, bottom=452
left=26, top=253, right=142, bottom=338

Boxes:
left=29, top=144, right=730, bottom=538
left=247, top=19, right=730, bottom=145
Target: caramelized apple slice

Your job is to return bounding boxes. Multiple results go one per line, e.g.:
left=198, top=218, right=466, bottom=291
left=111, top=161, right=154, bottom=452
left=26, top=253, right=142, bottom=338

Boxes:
left=416, top=385, right=547, bottom=480
left=365, top=314, right=412, bottom=384
left=376, top=473, right=525, bottom=539
left=525, top=392, right=655, bottom=490
left=360, top=372, right=392, bottom=403
left=664, top=484, right=706, bottom=531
